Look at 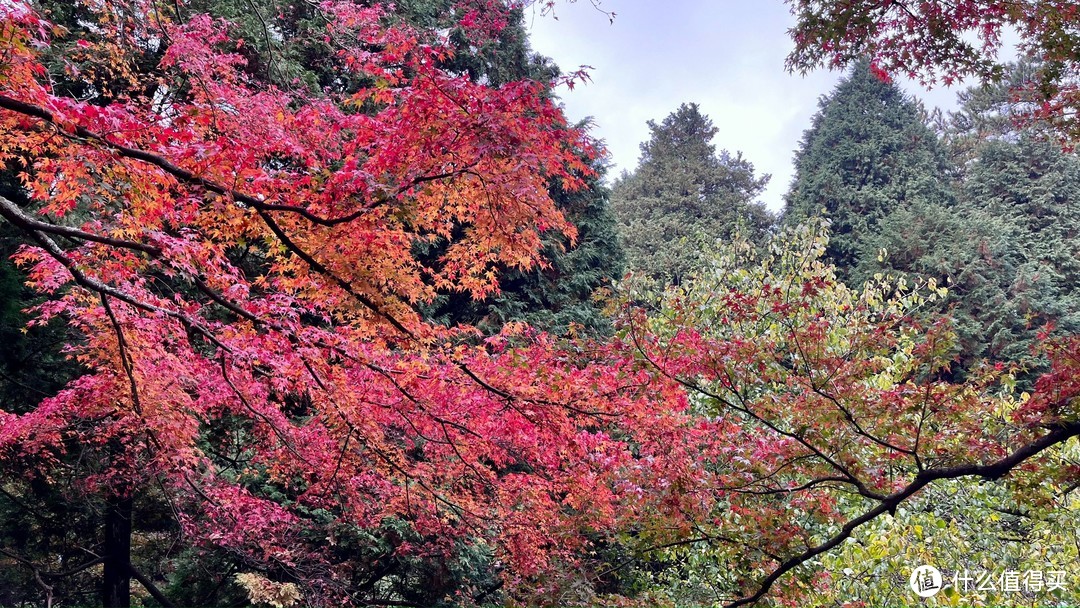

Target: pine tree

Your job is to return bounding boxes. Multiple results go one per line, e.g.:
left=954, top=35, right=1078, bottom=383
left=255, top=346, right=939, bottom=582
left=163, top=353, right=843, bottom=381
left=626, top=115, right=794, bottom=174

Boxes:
left=784, top=60, right=953, bottom=284
left=865, top=63, right=1080, bottom=383
left=611, top=103, right=771, bottom=284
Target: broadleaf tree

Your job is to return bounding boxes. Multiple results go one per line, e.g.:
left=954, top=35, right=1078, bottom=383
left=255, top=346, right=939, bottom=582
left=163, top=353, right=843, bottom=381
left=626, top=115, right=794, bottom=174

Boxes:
left=1, top=2, right=1079, bottom=607
left=611, top=223, right=1080, bottom=607
left=0, top=0, right=636, bottom=605
left=786, top=0, right=1080, bottom=143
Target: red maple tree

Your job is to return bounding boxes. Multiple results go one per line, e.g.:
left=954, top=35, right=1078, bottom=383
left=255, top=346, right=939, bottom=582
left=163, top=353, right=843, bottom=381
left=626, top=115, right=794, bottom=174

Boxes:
left=1, top=2, right=1079, bottom=607
left=0, top=0, right=654, bottom=603
left=786, top=0, right=1080, bottom=142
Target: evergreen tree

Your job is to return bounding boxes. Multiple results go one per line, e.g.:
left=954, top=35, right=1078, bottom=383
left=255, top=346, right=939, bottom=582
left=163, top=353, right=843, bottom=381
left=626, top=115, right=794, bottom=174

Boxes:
left=864, top=64, right=1080, bottom=383
left=959, top=135, right=1080, bottom=367
left=945, top=61, right=1048, bottom=169
left=0, top=168, right=90, bottom=604
left=611, top=103, right=771, bottom=284
left=784, top=60, right=953, bottom=284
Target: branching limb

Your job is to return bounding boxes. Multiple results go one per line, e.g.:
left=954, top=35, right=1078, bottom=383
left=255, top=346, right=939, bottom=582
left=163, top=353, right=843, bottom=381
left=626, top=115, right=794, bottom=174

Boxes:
left=0, top=195, right=162, bottom=256
left=726, top=419, right=1080, bottom=608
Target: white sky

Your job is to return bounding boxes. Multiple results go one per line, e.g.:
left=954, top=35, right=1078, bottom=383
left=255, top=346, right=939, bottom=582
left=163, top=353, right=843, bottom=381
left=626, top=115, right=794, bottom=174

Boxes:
left=525, top=0, right=969, bottom=213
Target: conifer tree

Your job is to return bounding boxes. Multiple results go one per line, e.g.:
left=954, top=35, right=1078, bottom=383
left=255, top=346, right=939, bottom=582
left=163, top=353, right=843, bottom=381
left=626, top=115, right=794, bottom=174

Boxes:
left=784, top=60, right=953, bottom=284
left=958, top=134, right=1080, bottom=367
left=611, top=103, right=771, bottom=284
left=949, top=66, right=1080, bottom=373
left=863, top=63, right=1080, bottom=382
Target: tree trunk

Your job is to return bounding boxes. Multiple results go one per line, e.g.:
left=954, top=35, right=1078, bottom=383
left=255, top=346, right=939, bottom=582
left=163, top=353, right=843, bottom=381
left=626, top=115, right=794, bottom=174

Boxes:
left=101, top=493, right=133, bottom=608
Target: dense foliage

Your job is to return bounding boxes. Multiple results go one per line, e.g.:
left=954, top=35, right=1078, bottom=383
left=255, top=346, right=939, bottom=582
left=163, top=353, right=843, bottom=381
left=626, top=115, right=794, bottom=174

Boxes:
left=0, top=0, right=626, bottom=603
left=422, top=158, right=624, bottom=336
left=786, top=0, right=1080, bottom=141
left=783, top=60, right=953, bottom=284
left=1, top=1, right=1079, bottom=608
left=0, top=0, right=636, bottom=605
left=611, top=223, right=1080, bottom=607
left=610, top=103, right=771, bottom=284
left=849, top=63, right=1080, bottom=384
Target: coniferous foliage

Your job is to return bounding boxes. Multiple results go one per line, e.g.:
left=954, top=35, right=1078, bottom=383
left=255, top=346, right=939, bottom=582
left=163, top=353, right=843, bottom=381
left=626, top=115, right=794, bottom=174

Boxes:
left=784, top=60, right=953, bottom=284
left=948, top=67, right=1080, bottom=374
left=958, top=134, right=1080, bottom=367
left=610, top=103, right=771, bottom=285
left=0, top=187, right=77, bottom=409
left=846, top=63, right=1080, bottom=384
left=0, top=174, right=89, bottom=606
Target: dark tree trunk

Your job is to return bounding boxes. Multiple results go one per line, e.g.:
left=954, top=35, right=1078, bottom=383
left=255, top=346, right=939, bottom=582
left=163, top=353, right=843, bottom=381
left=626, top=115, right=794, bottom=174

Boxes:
left=101, top=493, right=133, bottom=608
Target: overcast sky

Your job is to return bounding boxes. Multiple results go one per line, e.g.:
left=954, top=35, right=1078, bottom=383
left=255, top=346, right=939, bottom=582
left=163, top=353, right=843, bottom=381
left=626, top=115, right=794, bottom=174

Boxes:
left=525, top=0, right=967, bottom=213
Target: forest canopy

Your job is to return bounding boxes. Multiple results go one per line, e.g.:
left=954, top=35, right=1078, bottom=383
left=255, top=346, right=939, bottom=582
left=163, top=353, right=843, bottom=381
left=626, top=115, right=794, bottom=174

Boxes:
left=0, top=1, right=1078, bottom=607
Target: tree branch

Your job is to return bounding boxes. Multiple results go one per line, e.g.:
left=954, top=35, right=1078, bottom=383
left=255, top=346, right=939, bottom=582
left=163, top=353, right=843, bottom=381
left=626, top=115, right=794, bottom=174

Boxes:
left=0, top=195, right=162, bottom=256
left=726, top=419, right=1080, bottom=608
left=126, top=561, right=178, bottom=608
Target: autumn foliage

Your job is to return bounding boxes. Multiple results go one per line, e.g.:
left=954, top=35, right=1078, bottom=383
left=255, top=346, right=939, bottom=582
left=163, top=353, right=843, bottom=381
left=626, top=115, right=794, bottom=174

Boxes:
left=0, top=0, right=636, bottom=601
left=786, top=0, right=1080, bottom=142
left=1, top=1, right=1079, bottom=607
left=614, top=224, right=1080, bottom=605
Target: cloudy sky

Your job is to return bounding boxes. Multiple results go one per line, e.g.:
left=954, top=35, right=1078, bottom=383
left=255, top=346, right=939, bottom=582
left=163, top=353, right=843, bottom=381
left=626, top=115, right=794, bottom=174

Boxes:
left=525, top=0, right=967, bottom=212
